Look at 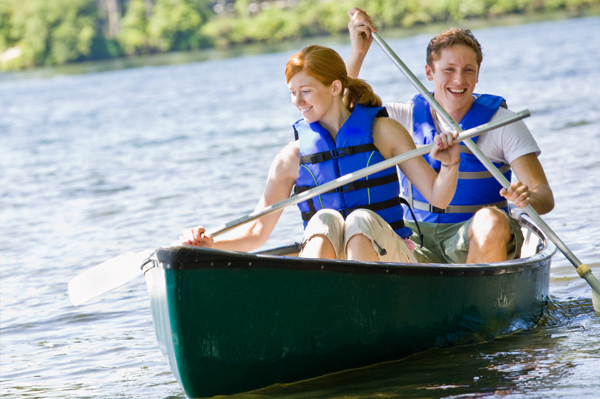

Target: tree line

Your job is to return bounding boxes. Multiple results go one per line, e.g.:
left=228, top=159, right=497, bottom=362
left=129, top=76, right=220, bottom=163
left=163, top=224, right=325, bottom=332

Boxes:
left=0, top=0, right=597, bottom=70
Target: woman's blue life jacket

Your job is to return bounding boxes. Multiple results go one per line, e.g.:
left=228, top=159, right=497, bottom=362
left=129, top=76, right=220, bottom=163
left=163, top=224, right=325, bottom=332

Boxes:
left=400, top=93, right=512, bottom=224
left=293, top=104, right=413, bottom=239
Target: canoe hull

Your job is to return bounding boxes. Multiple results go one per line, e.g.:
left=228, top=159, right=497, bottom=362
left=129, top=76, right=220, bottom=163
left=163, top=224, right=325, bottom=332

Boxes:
left=145, top=216, right=554, bottom=398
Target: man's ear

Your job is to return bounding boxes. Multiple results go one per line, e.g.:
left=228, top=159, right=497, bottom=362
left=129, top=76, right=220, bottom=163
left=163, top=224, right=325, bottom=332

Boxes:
left=332, top=80, right=343, bottom=96
left=425, top=65, right=434, bottom=81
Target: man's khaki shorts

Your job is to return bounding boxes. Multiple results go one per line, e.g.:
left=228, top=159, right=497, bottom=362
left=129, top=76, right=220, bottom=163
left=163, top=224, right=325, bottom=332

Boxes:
left=301, top=209, right=417, bottom=263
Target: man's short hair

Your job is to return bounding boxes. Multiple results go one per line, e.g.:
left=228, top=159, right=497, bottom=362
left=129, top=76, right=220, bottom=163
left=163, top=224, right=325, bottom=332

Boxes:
left=426, top=28, right=483, bottom=71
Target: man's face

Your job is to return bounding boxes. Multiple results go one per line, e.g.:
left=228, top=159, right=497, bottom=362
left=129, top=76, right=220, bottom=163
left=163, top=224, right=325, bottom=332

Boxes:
left=425, top=44, right=480, bottom=120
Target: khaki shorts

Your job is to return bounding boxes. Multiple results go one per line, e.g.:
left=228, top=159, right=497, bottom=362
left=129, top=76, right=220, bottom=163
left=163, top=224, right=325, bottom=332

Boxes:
left=405, top=211, right=524, bottom=264
left=301, top=209, right=417, bottom=263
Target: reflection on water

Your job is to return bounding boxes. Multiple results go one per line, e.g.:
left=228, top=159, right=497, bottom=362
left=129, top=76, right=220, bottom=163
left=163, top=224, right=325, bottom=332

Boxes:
left=224, top=298, right=599, bottom=399
left=1, top=15, right=599, bottom=399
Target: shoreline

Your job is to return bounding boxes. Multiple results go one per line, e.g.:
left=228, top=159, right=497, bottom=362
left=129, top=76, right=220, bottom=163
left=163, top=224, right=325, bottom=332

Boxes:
left=2, top=8, right=598, bottom=81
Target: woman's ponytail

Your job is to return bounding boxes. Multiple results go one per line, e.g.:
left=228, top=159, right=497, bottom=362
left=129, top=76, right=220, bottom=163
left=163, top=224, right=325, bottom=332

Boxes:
left=343, top=77, right=382, bottom=111
left=286, top=45, right=382, bottom=111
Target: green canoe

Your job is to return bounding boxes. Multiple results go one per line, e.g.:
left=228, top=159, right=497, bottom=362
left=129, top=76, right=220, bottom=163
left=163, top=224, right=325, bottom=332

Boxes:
left=143, top=211, right=555, bottom=398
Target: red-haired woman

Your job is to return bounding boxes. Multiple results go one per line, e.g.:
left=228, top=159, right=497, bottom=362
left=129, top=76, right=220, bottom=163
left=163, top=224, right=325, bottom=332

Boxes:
left=181, top=45, right=460, bottom=263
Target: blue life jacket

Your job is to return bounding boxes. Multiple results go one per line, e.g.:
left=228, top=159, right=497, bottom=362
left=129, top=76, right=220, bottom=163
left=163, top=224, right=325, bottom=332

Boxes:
left=293, top=104, right=413, bottom=239
left=401, top=93, right=512, bottom=223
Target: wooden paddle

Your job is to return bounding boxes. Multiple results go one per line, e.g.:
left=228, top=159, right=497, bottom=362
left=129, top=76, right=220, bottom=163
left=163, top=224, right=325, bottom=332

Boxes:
left=68, top=111, right=529, bottom=306
left=371, top=32, right=600, bottom=314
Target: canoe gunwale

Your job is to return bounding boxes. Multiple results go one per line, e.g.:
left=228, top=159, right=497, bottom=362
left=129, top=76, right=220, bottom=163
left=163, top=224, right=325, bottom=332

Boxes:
left=154, top=212, right=556, bottom=278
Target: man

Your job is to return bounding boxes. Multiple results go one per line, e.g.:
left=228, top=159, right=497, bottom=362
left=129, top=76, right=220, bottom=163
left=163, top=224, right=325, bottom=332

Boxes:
left=346, top=8, right=554, bottom=264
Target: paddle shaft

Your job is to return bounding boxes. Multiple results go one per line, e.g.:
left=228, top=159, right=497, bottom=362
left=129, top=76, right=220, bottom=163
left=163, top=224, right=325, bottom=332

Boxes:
left=206, top=110, right=529, bottom=237
left=372, top=32, right=600, bottom=302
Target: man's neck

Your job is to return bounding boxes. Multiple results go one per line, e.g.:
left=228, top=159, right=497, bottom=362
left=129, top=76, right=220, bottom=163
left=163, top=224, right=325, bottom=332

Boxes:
left=433, top=95, right=476, bottom=127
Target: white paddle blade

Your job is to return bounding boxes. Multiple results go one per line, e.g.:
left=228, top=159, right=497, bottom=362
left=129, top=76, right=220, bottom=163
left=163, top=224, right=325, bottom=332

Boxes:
left=68, top=249, right=154, bottom=306
left=581, top=263, right=600, bottom=315
left=588, top=275, right=600, bottom=316
left=593, top=288, right=600, bottom=316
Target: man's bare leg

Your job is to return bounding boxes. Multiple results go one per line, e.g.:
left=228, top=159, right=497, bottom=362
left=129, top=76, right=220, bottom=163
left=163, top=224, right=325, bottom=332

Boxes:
left=466, top=207, right=512, bottom=263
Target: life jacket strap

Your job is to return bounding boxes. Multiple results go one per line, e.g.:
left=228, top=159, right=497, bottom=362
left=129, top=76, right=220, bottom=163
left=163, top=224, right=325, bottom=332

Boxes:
left=458, top=164, right=510, bottom=180
left=293, top=173, right=399, bottom=196
left=398, top=196, right=424, bottom=248
left=300, top=143, right=378, bottom=165
left=433, top=163, right=510, bottom=180
left=407, top=198, right=509, bottom=214
left=300, top=197, right=402, bottom=221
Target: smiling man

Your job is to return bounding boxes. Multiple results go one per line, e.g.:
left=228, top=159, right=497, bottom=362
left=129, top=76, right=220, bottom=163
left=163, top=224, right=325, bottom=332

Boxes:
left=346, top=8, right=555, bottom=264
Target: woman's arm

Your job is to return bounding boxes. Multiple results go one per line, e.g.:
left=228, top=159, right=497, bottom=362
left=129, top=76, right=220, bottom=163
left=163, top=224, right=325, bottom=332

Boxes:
left=181, top=142, right=300, bottom=252
left=373, top=117, right=460, bottom=209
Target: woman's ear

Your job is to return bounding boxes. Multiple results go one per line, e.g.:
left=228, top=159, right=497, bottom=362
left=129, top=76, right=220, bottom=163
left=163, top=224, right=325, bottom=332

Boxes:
left=331, top=80, right=343, bottom=96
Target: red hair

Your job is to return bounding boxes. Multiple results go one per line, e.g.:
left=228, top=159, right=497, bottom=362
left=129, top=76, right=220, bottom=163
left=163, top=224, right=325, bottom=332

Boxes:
left=285, top=45, right=381, bottom=111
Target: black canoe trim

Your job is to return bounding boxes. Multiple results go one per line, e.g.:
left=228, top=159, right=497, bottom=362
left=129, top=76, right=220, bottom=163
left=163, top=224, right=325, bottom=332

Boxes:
left=155, top=215, right=555, bottom=278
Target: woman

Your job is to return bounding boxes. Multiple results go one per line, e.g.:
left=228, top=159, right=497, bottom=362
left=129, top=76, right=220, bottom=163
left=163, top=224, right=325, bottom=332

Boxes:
left=181, top=45, right=460, bottom=263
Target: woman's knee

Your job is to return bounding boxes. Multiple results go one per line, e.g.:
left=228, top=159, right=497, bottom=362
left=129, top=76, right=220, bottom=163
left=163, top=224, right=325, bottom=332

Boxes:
left=345, top=209, right=378, bottom=230
left=346, top=233, right=380, bottom=262
left=307, top=209, right=344, bottom=229
left=346, top=233, right=371, bottom=249
left=302, top=209, right=345, bottom=259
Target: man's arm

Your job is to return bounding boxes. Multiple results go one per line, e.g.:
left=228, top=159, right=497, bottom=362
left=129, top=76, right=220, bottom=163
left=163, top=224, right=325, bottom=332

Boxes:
left=503, top=153, right=554, bottom=215
left=346, top=8, right=376, bottom=78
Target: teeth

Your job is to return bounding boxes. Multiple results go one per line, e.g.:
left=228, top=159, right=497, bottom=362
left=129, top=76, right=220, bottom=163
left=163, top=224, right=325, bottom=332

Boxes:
left=300, top=107, right=312, bottom=112
left=449, top=89, right=465, bottom=94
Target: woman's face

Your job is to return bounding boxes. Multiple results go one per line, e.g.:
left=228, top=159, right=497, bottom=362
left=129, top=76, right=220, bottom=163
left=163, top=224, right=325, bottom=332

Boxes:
left=288, top=70, right=339, bottom=124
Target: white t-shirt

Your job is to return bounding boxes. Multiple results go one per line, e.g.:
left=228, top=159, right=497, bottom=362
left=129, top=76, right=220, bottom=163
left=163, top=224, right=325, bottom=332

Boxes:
left=386, top=101, right=541, bottom=165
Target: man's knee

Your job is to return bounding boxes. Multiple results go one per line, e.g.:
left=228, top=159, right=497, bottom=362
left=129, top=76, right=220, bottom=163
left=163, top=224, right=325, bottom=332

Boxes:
left=469, top=207, right=511, bottom=242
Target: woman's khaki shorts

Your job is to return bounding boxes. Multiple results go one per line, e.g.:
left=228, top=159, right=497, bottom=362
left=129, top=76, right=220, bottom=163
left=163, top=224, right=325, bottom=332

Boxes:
left=300, top=209, right=417, bottom=263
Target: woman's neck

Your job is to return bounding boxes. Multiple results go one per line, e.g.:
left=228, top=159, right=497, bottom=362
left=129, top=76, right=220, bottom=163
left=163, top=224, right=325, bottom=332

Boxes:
left=319, top=101, right=352, bottom=141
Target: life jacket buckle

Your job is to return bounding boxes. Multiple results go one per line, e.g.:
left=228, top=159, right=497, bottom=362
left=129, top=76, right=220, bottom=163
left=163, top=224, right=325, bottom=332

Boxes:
left=337, top=146, right=353, bottom=157
left=429, top=205, right=445, bottom=213
left=343, top=182, right=357, bottom=193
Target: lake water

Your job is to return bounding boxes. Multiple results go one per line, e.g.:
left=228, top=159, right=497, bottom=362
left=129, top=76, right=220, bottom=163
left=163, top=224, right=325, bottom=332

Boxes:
left=1, top=15, right=599, bottom=399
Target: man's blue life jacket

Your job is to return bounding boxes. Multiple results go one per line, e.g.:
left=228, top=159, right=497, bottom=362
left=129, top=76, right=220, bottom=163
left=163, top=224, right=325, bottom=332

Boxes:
left=400, top=93, right=512, bottom=224
left=293, top=104, right=413, bottom=239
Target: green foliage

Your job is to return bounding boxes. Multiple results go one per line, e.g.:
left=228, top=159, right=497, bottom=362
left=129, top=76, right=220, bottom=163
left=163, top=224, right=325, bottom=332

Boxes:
left=147, top=0, right=204, bottom=51
left=119, top=0, right=150, bottom=55
left=0, top=0, right=14, bottom=50
left=1, top=0, right=599, bottom=70
left=118, top=0, right=210, bottom=55
left=0, top=0, right=97, bottom=69
left=199, top=0, right=599, bottom=47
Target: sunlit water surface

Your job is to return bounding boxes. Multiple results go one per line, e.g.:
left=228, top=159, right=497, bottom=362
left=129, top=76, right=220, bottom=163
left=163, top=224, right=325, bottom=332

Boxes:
left=1, top=16, right=599, bottom=399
